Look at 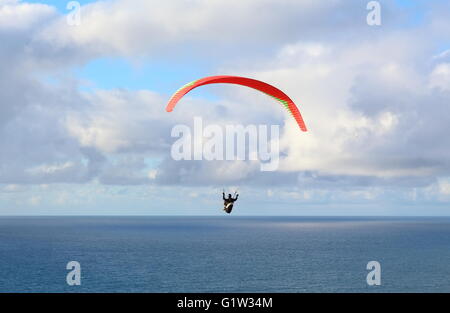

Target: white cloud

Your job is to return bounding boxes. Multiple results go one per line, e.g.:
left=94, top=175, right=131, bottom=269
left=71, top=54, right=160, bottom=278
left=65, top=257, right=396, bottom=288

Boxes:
left=27, top=162, right=75, bottom=175
left=248, top=33, right=450, bottom=179
left=1, top=184, right=26, bottom=192
left=29, top=195, right=41, bottom=206
left=34, top=0, right=378, bottom=61
left=148, top=169, right=158, bottom=180
left=429, top=63, right=450, bottom=91
left=438, top=180, right=450, bottom=196
left=0, top=1, right=55, bottom=30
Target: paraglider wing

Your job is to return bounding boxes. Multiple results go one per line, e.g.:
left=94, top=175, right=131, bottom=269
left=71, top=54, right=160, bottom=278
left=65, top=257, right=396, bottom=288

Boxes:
left=166, top=75, right=307, bottom=132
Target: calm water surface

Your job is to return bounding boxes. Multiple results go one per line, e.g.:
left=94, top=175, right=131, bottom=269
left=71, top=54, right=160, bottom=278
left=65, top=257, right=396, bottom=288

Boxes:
left=0, top=216, right=449, bottom=292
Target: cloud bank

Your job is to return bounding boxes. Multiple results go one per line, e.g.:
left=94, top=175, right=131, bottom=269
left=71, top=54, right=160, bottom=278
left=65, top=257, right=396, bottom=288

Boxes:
left=1, top=0, right=450, bottom=212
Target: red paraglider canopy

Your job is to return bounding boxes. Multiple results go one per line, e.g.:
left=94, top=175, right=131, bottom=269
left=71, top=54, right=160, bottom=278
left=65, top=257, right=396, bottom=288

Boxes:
left=166, top=75, right=307, bottom=132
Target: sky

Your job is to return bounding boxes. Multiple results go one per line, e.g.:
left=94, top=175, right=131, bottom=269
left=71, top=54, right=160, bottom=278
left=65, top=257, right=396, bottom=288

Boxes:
left=0, top=0, right=449, bottom=215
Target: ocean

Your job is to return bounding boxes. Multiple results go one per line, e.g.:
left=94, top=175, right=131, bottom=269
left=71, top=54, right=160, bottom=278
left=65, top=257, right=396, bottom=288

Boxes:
left=0, top=216, right=449, bottom=292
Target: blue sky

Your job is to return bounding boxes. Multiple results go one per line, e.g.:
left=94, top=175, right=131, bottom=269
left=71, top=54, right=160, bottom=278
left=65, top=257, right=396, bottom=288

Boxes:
left=0, top=0, right=449, bottom=215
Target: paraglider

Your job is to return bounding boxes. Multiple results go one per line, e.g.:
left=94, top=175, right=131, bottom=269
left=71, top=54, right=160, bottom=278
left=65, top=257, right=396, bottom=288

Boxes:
left=222, top=190, right=239, bottom=214
left=166, top=75, right=308, bottom=132
left=166, top=76, right=308, bottom=214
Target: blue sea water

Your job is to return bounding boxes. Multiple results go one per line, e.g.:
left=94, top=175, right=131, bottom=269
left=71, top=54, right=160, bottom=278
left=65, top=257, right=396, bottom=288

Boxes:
left=0, top=216, right=450, bottom=293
